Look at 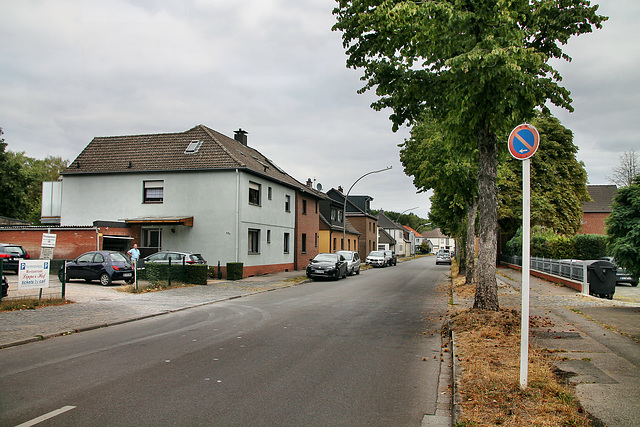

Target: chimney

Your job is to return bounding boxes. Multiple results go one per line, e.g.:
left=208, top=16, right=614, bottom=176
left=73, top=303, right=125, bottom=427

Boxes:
left=306, top=178, right=313, bottom=188
left=234, top=128, right=248, bottom=146
left=338, top=186, right=343, bottom=193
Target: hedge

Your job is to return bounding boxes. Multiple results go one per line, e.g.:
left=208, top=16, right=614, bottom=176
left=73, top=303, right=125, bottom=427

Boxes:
left=505, top=226, right=608, bottom=260
left=141, top=263, right=208, bottom=285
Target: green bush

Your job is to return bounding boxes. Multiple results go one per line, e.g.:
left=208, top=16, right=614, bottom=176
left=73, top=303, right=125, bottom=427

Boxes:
left=144, top=263, right=208, bottom=285
left=226, top=262, right=243, bottom=280
left=572, top=234, right=608, bottom=260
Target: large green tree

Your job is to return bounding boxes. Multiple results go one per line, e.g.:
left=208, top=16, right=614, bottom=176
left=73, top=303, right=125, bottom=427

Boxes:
left=0, top=128, right=68, bottom=224
left=498, top=112, right=590, bottom=237
left=400, top=117, right=478, bottom=285
left=333, top=0, right=606, bottom=310
left=606, top=175, right=640, bottom=282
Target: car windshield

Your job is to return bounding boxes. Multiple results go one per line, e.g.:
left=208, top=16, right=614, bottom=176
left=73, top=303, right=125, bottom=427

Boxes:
left=110, top=252, right=129, bottom=263
left=369, top=251, right=384, bottom=257
left=336, top=252, right=353, bottom=260
left=314, top=254, right=338, bottom=262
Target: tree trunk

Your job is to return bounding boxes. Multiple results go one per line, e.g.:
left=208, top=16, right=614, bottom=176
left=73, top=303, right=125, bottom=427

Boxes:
left=465, top=196, right=478, bottom=286
left=474, top=126, right=499, bottom=311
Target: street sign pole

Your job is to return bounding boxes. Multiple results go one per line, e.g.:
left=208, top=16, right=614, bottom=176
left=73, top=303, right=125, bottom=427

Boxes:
left=520, top=158, right=531, bottom=389
left=507, top=122, right=539, bottom=390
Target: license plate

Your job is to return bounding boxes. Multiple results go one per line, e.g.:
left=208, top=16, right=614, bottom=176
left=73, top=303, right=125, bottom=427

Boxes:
left=123, top=273, right=132, bottom=277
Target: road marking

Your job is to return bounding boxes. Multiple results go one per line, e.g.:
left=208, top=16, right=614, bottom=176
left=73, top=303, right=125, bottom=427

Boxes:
left=16, top=406, right=76, bottom=427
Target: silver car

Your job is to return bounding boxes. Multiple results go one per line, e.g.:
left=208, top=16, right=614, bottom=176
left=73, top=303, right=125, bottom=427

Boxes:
left=336, top=250, right=361, bottom=275
left=436, top=251, right=451, bottom=265
left=142, top=251, right=207, bottom=266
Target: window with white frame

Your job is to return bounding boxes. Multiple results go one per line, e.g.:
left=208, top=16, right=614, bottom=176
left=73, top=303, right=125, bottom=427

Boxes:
left=143, top=180, right=164, bottom=203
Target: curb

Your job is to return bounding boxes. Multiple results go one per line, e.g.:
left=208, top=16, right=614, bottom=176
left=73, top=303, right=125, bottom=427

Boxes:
left=0, top=278, right=312, bottom=349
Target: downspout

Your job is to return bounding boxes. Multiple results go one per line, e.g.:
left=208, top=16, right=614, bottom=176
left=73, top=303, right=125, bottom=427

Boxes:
left=235, top=169, right=240, bottom=262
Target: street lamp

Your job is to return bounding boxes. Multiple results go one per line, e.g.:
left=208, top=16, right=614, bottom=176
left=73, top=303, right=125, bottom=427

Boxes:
left=342, top=166, right=393, bottom=249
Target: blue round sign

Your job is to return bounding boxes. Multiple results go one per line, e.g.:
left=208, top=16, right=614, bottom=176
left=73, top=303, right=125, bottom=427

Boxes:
left=508, top=124, right=540, bottom=160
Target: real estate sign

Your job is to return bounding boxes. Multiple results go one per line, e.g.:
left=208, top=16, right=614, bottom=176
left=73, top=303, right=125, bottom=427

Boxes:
left=18, top=260, right=51, bottom=289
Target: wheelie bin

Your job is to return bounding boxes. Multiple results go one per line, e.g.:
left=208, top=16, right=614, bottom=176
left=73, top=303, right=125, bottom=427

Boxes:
left=586, top=259, right=616, bottom=300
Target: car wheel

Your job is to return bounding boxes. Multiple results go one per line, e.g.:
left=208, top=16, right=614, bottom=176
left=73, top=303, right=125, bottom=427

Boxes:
left=99, top=273, right=112, bottom=286
left=125, top=279, right=134, bottom=285
left=355, top=267, right=360, bottom=275
left=632, top=282, right=638, bottom=287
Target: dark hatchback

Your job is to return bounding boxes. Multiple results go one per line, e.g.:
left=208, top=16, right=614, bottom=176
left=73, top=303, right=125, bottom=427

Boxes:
left=0, top=243, right=30, bottom=273
left=306, top=253, right=348, bottom=280
left=59, top=251, right=134, bottom=286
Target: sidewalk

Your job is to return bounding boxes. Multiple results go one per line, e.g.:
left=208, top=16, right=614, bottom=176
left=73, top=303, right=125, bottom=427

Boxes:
left=0, top=270, right=308, bottom=349
left=456, top=267, right=640, bottom=427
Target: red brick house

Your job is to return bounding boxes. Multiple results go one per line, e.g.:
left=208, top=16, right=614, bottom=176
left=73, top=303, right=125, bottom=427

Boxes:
left=581, top=185, right=617, bottom=235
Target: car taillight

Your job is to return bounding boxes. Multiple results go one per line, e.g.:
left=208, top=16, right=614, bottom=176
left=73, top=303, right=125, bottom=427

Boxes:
left=112, top=266, right=120, bottom=271
left=25, top=253, right=30, bottom=259
left=0, top=254, right=10, bottom=259
left=186, top=260, right=196, bottom=264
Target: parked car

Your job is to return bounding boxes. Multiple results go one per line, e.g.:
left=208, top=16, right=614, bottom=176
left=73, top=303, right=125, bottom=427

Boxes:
left=384, top=250, right=397, bottom=266
left=1, top=275, right=8, bottom=299
left=141, top=251, right=207, bottom=266
left=366, top=250, right=386, bottom=267
left=599, top=257, right=638, bottom=287
left=59, top=251, right=134, bottom=286
left=0, top=243, right=30, bottom=273
left=335, top=250, right=361, bottom=275
left=436, top=251, right=452, bottom=265
left=306, top=253, right=348, bottom=280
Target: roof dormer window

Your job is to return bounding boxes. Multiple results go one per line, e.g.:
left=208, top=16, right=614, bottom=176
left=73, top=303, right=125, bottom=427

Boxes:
left=184, top=140, right=203, bottom=154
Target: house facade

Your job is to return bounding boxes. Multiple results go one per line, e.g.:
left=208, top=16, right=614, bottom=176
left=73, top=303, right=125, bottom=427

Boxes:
left=422, top=228, right=455, bottom=254
left=318, top=195, right=359, bottom=253
left=47, top=125, right=320, bottom=277
left=326, top=189, right=378, bottom=261
left=377, top=211, right=409, bottom=256
left=581, top=185, right=617, bottom=235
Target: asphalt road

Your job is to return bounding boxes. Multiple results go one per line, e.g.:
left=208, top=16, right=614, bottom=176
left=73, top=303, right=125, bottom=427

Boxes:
left=0, top=257, right=450, bottom=426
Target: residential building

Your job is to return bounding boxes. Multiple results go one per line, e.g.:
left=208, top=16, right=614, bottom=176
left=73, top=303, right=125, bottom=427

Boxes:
left=422, top=228, right=455, bottom=254
left=377, top=211, right=409, bottom=256
left=581, top=185, right=617, bottom=235
left=326, top=189, right=379, bottom=262
left=318, top=195, right=359, bottom=253
left=38, top=125, right=321, bottom=278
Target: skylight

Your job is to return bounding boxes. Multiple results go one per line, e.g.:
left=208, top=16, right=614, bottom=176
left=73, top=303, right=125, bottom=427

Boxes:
left=184, top=140, right=203, bottom=154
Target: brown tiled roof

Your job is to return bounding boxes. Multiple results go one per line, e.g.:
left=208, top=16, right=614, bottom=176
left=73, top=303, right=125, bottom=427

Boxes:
left=583, top=185, right=617, bottom=213
left=62, top=125, right=314, bottom=193
left=421, top=228, right=447, bottom=238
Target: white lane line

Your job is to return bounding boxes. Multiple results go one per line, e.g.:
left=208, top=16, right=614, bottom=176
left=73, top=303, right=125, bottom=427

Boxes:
left=16, top=405, right=76, bottom=427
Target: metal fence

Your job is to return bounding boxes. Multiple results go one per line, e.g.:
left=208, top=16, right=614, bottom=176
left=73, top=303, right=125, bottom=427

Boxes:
left=500, top=254, right=586, bottom=284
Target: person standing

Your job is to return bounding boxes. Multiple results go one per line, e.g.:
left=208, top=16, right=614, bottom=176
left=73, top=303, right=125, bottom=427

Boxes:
left=127, top=244, right=140, bottom=263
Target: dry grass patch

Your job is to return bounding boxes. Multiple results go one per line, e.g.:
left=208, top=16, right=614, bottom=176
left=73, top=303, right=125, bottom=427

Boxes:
left=452, top=308, right=591, bottom=426
left=0, top=297, right=72, bottom=312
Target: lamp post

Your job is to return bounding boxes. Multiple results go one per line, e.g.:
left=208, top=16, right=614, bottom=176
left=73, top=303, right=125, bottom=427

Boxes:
left=342, top=166, right=392, bottom=249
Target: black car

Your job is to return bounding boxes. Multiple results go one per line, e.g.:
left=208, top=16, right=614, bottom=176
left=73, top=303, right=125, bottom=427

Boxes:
left=59, top=251, right=134, bottom=286
left=599, top=257, right=638, bottom=287
left=384, top=250, right=397, bottom=266
left=0, top=243, right=30, bottom=273
left=306, top=253, right=348, bottom=280
left=1, top=275, right=8, bottom=300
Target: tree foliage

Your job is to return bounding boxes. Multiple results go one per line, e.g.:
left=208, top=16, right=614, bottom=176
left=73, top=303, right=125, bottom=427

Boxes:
left=498, top=112, right=590, bottom=237
left=0, top=128, right=69, bottom=224
left=333, top=0, right=606, bottom=311
left=606, top=175, right=640, bottom=281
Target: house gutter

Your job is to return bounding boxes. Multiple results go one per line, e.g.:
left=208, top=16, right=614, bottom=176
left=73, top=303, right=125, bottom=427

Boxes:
left=235, top=169, right=240, bottom=262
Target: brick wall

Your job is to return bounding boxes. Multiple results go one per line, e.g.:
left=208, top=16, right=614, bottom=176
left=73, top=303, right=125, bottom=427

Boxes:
left=0, top=226, right=134, bottom=260
left=580, top=212, right=609, bottom=235
left=295, top=192, right=320, bottom=270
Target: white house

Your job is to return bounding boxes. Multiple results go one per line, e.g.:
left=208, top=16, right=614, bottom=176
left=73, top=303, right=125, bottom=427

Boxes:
left=55, top=125, right=308, bottom=277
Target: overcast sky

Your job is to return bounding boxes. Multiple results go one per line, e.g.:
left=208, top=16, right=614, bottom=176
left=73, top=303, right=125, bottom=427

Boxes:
left=2, top=1, right=637, bottom=221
